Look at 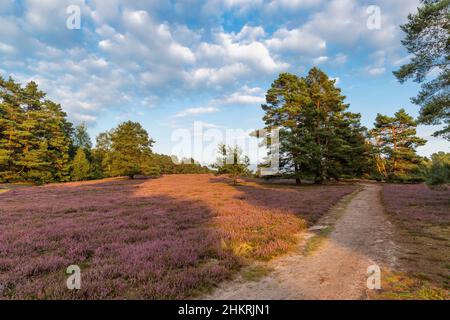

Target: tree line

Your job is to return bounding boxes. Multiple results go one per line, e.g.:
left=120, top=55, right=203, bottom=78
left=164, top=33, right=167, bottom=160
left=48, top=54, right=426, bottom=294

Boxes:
left=1, top=72, right=448, bottom=186
left=1, top=1, right=448, bottom=186
left=0, top=77, right=209, bottom=184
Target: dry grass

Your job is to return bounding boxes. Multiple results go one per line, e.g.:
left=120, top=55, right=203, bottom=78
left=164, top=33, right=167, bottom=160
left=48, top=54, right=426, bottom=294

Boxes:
left=369, top=269, right=448, bottom=300
left=0, top=174, right=355, bottom=299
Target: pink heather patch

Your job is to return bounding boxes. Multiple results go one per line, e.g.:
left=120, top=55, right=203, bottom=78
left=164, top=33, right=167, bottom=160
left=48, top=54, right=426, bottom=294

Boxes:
left=0, top=174, right=355, bottom=299
left=382, top=184, right=450, bottom=224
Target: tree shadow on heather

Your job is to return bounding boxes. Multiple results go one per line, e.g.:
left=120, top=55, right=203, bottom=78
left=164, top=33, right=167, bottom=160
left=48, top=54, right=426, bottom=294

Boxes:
left=0, top=178, right=240, bottom=300
left=208, top=176, right=357, bottom=225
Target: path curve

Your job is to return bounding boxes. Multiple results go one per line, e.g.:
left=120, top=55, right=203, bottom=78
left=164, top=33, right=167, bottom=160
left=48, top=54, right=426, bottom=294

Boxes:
left=205, top=184, right=398, bottom=300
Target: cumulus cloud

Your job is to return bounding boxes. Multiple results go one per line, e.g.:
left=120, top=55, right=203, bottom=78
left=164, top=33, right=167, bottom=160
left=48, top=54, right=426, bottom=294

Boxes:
left=173, top=86, right=265, bottom=119
left=313, top=56, right=329, bottom=65
left=366, top=67, right=386, bottom=76
left=266, top=27, right=327, bottom=55
left=222, top=86, right=266, bottom=105
left=0, top=0, right=425, bottom=127
left=365, top=50, right=387, bottom=76
left=265, top=0, right=323, bottom=13
left=174, top=107, right=220, bottom=118
left=196, top=28, right=289, bottom=75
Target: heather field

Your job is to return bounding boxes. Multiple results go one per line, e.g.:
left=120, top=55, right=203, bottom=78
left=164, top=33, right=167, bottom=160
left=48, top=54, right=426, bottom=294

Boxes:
left=0, top=174, right=355, bottom=299
left=382, top=184, right=450, bottom=297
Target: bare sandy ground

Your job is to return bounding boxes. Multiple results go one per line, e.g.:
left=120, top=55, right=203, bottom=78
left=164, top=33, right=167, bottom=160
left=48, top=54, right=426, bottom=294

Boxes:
left=205, top=184, right=398, bottom=300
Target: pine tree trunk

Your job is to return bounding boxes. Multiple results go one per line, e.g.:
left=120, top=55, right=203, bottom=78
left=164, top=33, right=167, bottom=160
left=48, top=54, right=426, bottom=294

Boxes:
left=294, top=163, right=301, bottom=185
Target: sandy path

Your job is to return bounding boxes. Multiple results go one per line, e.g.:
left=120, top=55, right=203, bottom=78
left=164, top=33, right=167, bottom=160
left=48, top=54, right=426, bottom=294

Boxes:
left=205, top=184, right=398, bottom=300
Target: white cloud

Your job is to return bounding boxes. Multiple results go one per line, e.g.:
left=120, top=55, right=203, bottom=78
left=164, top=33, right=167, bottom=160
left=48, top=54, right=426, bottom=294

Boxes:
left=205, top=0, right=264, bottom=14
left=233, top=25, right=266, bottom=43
left=188, top=63, right=251, bottom=87
left=174, top=107, right=220, bottom=118
left=173, top=85, right=265, bottom=120
left=222, top=92, right=265, bottom=105
left=313, top=56, right=329, bottom=65
left=221, top=86, right=265, bottom=105
left=0, top=42, right=15, bottom=54
left=265, top=0, right=323, bottom=12
left=197, top=28, right=289, bottom=76
left=296, top=0, right=414, bottom=54
left=98, top=9, right=196, bottom=67
left=0, top=0, right=426, bottom=129
left=365, top=50, right=387, bottom=76
left=196, top=121, right=222, bottom=129
left=266, top=27, right=327, bottom=55
left=334, top=53, right=348, bottom=65
left=366, top=67, right=386, bottom=76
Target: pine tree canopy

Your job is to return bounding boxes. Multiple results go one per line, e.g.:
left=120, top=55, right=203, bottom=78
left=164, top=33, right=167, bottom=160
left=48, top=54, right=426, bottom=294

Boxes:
left=212, top=144, right=250, bottom=185
left=72, top=148, right=91, bottom=181
left=394, top=0, right=450, bottom=139
left=0, top=76, right=72, bottom=183
left=73, top=122, right=92, bottom=150
left=109, top=121, right=155, bottom=179
left=261, top=68, right=368, bottom=184
left=371, top=108, right=427, bottom=182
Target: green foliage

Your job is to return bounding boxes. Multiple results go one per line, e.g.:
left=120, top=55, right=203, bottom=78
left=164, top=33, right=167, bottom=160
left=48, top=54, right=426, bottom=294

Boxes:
left=371, top=109, right=427, bottom=182
left=109, top=121, right=155, bottom=179
left=72, top=148, right=91, bottom=181
left=91, top=131, right=113, bottom=179
left=149, top=154, right=210, bottom=174
left=394, top=0, right=450, bottom=139
left=212, top=144, right=250, bottom=185
left=91, top=130, right=210, bottom=179
left=261, top=68, right=369, bottom=183
left=0, top=77, right=225, bottom=184
left=73, top=122, right=92, bottom=150
left=0, top=77, right=72, bottom=184
left=426, top=152, right=450, bottom=186
left=144, top=165, right=162, bottom=177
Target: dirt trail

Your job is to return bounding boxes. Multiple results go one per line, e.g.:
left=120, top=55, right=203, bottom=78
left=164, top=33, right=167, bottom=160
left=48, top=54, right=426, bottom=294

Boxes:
left=205, top=184, right=398, bottom=300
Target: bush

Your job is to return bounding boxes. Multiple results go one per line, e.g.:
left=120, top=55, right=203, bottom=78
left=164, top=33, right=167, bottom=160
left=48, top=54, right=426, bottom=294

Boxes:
left=426, top=152, right=450, bottom=187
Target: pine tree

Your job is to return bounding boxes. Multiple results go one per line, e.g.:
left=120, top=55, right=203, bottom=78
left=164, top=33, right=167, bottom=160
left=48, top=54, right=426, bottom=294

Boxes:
left=91, top=131, right=113, bottom=178
left=262, top=73, right=308, bottom=184
left=261, top=68, right=368, bottom=183
left=0, top=77, right=28, bottom=182
left=110, top=121, right=155, bottom=179
left=394, top=0, right=450, bottom=139
left=212, top=144, right=250, bottom=185
left=371, top=109, right=427, bottom=182
left=0, top=77, right=72, bottom=184
left=72, top=148, right=91, bottom=181
left=44, top=101, right=73, bottom=182
left=73, top=122, right=92, bottom=150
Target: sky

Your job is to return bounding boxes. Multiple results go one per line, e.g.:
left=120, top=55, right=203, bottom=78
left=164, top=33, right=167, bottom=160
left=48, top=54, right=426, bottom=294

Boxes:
left=0, top=0, right=448, bottom=164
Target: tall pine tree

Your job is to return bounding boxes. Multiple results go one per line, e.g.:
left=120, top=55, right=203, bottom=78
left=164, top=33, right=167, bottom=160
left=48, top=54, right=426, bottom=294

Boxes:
left=394, top=0, right=450, bottom=139
left=371, top=109, right=427, bottom=182
left=261, top=68, right=368, bottom=183
left=0, top=77, right=72, bottom=183
left=72, top=148, right=91, bottom=181
left=110, top=121, right=155, bottom=179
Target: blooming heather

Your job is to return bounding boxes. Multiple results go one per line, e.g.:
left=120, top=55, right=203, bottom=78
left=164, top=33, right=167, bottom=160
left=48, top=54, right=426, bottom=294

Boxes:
left=0, top=175, right=355, bottom=299
left=382, top=184, right=450, bottom=224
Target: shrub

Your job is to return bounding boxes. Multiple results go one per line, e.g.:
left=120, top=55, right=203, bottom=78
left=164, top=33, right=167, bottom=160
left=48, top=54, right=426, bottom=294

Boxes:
left=426, top=152, right=450, bottom=187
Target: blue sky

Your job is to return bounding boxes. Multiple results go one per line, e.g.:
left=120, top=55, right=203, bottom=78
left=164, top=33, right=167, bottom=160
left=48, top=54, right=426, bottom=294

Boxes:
left=0, top=0, right=448, bottom=162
